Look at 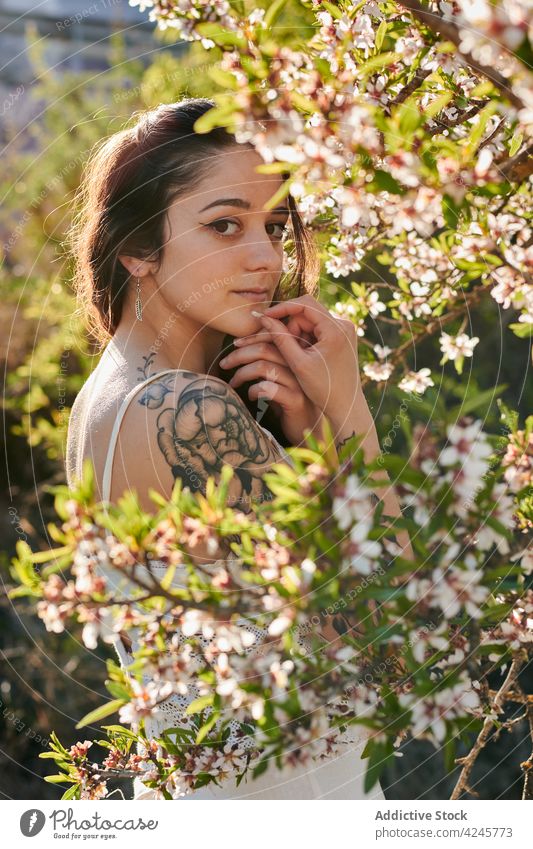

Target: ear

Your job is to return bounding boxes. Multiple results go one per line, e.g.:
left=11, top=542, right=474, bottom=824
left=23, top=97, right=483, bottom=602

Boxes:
left=117, top=254, right=155, bottom=278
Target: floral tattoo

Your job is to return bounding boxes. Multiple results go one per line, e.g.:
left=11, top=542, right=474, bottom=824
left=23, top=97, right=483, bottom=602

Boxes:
left=137, top=371, right=284, bottom=513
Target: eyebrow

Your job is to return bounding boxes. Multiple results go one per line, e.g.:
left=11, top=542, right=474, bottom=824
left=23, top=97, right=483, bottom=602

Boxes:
left=199, top=197, right=290, bottom=214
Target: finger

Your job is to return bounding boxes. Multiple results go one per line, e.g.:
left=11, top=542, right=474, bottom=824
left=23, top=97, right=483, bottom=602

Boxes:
left=221, top=342, right=287, bottom=372
left=286, top=314, right=315, bottom=334
left=263, top=294, right=329, bottom=321
left=261, top=299, right=332, bottom=341
left=229, top=360, right=298, bottom=391
left=234, top=321, right=313, bottom=351
left=256, top=315, right=311, bottom=371
left=248, top=380, right=296, bottom=412
left=233, top=331, right=274, bottom=348
left=286, top=315, right=316, bottom=346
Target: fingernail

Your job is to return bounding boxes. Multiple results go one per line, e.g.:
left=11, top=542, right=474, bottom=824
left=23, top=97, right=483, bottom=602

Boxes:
left=251, top=310, right=263, bottom=318
left=233, top=338, right=246, bottom=346
left=219, top=357, right=229, bottom=367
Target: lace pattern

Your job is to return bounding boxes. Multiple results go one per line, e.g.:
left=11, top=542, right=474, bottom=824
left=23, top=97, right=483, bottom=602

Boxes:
left=112, top=552, right=363, bottom=765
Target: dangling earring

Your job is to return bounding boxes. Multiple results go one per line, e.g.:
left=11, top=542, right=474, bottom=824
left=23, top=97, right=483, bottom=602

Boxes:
left=135, top=276, right=143, bottom=322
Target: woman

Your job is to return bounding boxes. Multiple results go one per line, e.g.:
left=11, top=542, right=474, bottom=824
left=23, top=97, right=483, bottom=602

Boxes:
left=65, top=98, right=401, bottom=799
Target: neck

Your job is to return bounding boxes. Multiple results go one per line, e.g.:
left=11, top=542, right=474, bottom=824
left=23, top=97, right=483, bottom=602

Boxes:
left=113, top=304, right=226, bottom=378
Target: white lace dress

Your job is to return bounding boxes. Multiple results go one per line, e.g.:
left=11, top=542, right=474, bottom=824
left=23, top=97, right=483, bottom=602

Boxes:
left=71, top=369, right=385, bottom=800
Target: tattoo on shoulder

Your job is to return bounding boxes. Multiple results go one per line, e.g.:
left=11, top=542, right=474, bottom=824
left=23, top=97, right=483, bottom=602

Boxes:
left=137, top=374, right=284, bottom=513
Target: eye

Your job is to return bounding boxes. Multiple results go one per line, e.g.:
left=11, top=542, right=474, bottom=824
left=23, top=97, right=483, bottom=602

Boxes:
left=266, top=222, right=290, bottom=241
left=206, top=218, right=240, bottom=236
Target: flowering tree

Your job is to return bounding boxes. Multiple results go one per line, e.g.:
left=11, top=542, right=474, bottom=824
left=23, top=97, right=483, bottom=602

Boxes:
left=8, top=0, right=533, bottom=800
left=126, top=0, right=532, bottom=393
left=10, top=408, right=533, bottom=799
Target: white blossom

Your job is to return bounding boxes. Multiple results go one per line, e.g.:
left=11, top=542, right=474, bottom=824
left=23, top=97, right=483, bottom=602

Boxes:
left=439, top=332, right=479, bottom=361
left=398, top=368, right=434, bottom=394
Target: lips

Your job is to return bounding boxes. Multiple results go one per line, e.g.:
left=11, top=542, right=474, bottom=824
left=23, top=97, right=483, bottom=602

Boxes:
left=232, top=290, right=270, bottom=302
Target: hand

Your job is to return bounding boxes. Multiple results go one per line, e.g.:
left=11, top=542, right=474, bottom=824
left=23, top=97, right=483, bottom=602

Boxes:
left=218, top=337, right=326, bottom=446
left=233, top=294, right=363, bottom=430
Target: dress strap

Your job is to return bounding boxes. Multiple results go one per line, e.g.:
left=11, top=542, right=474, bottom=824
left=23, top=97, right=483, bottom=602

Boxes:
left=101, top=369, right=180, bottom=503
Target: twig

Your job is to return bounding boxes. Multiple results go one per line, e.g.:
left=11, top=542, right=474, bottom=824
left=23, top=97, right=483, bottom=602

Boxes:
left=450, top=652, right=525, bottom=800
left=387, top=67, right=433, bottom=110
left=427, top=99, right=490, bottom=134
left=500, top=143, right=533, bottom=183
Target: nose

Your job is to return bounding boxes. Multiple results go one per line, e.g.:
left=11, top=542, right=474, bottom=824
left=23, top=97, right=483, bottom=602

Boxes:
left=241, top=223, right=282, bottom=276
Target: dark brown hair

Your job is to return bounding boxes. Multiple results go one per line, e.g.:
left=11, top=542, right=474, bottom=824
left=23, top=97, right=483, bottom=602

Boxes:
left=69, top=97, right=319, bottom=342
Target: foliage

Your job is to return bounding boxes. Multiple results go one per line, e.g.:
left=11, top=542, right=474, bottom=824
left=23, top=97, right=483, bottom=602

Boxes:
left=10, top=409, right=533, bottom=799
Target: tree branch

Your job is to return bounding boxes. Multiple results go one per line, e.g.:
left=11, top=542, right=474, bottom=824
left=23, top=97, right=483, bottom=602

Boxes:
left=450, top=652, right=526, bottom=800
left=399, top=0, right=525, bottom=111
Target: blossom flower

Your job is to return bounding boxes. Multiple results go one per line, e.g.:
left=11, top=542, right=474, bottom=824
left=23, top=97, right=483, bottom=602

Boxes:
left=332, top=474, right=376, bottom=531
left=439, top=332, right=479, bottom=361
left=399, top=673, right=480, bottom=741
left=118, top=680, right=174, bottom=725
left=439, top=420, right=493, bottom=486
left=511, top=546, right=533, bottom=576
left=471, top=483, right=516, bottom=553
left=502, top=428, right=533, bottom=492
left=398, top=368, right=434, bottom=394
left=374, top=344, right=392, bottom=360
left=407, top=565, right=489, bottom=619
left=363, top=361, right=394, bottom=382
left=346, top=523, right=382, bottom=575
left=37, top=601, right=69, bottom=634
left=79, top=607, right=119, bottom=650
left=499, top=594, right=533, bottom=649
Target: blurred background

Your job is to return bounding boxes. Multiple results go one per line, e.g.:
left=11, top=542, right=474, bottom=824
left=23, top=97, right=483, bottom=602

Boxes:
left=1, top=0, right=531, bottom=800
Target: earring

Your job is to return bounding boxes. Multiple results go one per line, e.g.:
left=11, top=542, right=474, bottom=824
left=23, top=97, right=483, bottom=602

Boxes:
left=135, top=276, right=143, bottom=322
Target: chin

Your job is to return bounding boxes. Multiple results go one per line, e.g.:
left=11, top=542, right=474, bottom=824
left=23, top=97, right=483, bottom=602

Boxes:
left=226, top=311, right=266, bottom=335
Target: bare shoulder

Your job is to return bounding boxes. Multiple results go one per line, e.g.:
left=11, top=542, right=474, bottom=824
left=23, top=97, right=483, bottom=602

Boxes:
left=110, top=370, right=285, bottom=512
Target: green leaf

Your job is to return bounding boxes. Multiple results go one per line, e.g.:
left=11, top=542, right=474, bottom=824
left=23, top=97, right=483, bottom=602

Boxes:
left=62, top=784, right=80, bottom=800
left=448, top=384, right=507, bottom=418
left=44, top=775, right=71, bottom=784
left=368, top=169, right=404, bottom=195
left=398, top=100, right=423, bottom=137
left=358, top=52, right=401, bottom=77
left=102, top=724, right=139, bottom=740
left=105, top=681, right=132, bottom=701
left=39, top=751, right=69, bottom=762
left=375, top=19, right=387, bottom=51
left=255, top=161, right=299, bottom=174
left=321, top=1, right=343, bottom=20
left=442, top=193, right=462, bottom=229
left=195, top=21, right=246, bottom=50
left=251, top=757, right=269, bottom=779
left=261, top=179, right=292, bottom=211
left=196, top=713, right=220, bottom=744
left=185, top=695, right=214, bottom=716
left=206, top=67, right=239, bottom=90
left=509, top=322, right=533, bottom=338
left=363, top=740, right=392, bottom=793
left=423, top=91, right=453, bottom=121
left=464, top=101, right=498, bottom=156
left=443, top=736, right=456, bottom=772
left=76, top=698, right=126, bottom=729
left=264, top=0, right=288, bottom=28
left=509, top=130, right=523, bottom=158
left=193, top=101, right=236, bottom=134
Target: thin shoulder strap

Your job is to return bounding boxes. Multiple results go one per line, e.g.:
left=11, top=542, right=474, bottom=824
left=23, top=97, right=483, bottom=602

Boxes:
left=101, top=369, right=179, bottom=503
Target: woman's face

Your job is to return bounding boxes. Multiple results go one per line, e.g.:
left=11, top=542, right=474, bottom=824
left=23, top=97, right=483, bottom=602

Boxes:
left=150, top=145, right=290, bottom=339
